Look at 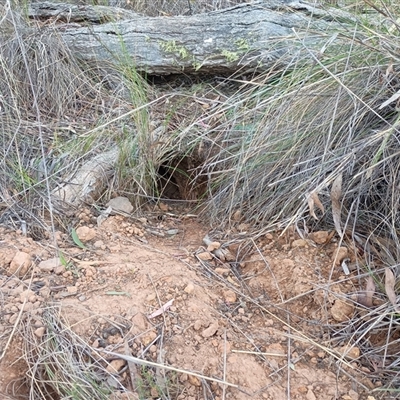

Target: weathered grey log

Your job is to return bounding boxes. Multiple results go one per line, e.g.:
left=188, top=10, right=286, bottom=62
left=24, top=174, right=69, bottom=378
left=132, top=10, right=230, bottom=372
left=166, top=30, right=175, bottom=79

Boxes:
left=29, top=1, right=138, bottom=23
left=28, top=0, right=356, bottom=75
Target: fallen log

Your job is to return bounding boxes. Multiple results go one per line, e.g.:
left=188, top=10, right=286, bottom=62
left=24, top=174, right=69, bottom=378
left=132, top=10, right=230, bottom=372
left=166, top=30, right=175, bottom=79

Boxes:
left=28, top=0, right=356, bottom=75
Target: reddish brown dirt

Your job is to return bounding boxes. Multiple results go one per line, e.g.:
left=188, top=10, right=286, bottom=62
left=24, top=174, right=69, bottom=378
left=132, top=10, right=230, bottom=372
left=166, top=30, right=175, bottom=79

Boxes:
left=0, top=206, right=383, bottom=399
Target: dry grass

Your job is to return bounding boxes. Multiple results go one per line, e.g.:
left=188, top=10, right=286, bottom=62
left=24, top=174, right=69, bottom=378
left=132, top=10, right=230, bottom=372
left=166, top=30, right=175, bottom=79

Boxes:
left=22, top=306, right=116, bottom=400
left=2, top=0, right=400, bottom=396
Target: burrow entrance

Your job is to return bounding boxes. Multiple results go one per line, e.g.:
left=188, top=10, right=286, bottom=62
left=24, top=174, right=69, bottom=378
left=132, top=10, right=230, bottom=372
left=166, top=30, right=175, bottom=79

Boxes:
left=157, top=155, right=207, bottom=201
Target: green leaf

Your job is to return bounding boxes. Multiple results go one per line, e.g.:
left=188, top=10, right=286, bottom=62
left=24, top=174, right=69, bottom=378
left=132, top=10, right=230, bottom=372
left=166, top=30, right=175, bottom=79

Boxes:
left=59, top=252, right=68, bottom=266
left=106, top=291, right=131, bottom=298
left=71, top=228, right=87, bottom=250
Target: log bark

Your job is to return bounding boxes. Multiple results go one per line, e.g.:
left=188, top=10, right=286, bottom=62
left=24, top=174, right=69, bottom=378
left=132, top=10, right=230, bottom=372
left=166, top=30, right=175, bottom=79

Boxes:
left=28, top=0, right=355, bottom=75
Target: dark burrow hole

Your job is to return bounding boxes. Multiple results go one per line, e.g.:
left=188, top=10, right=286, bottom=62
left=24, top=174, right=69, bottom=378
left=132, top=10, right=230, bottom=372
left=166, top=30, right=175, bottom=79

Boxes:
left=157, top=155, right=207, bottom=201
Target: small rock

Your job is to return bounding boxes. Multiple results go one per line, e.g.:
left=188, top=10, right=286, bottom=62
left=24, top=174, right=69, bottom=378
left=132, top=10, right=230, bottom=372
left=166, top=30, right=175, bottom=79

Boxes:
left=142, top=330, right=157, bottom=346
left=10, top=285, right=24, bottom=296
left=218, top=340, right=231, bottom=354
left=9, top=313, right=18, bottom=324
left=292, top=239, right=307, bottom=248
left=18, top=302, right=34, bottom=312
left=193, top=320, right=202, bottom=331
left=297, top=386, right=308, bottom=394
left=201, top=321, right=219, bottom=338
left=306, top=389, right=316, bottom=400
left=348, top=389, right=359, bottom=400
left=66, top=286, right=78, bottom=295
left=309, top=230, right=329, bottom=244
left=75, top=226, right=96, bottom=242
left=146, top=293, right=156, bottom=302
left=150, top=387, right=159, bottom=398
left=215, top=268, right=230, bottom=276
left=54, top=265, right=66, bottom=275
left=184, top=283, right=195, bottom=294
left=19, top=289, right=35, bottom=302
left=331, top=299, right=354, bottom=322
left=188, top=375, right=201, bottom=387
left=207, top=241, right=221, bottom=252
left=158, top=202, right=169, bottom=212
left=33, top=318, right=43, bottom=327
left=197, top=251, right=213, bottom=261
left=337, top=345, right=360, bottom=360
left=166, top=229, right=179, bottom=236
left=28, top=294, right=37, bottom=303
left=106, top=359, right=126, bottom=374
left=131, top=313, right=148, bottom=333
left=39, top=287, right=50, bottom=298
left=93, top=240, right=104, bottom=249
left=0, top=247, right=17, bottom=269
left=150, top=344, right=157, bottom=353
left=333, top=246, right=348, bottom=266
left=38, top=257, right=61, bottom=272
left=8, top=251, right=32, bottom=277
left=232, top=210, right=242, bottom=222
left=107, top=196, right=133, bottom=214
left=222, top=290, right=237, bottom=303
left=34, top=327, right=46, bottom=338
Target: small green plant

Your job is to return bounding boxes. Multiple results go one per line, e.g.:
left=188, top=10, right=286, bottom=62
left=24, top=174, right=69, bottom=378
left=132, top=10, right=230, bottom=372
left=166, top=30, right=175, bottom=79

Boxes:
left=159, top=40, right=190, bottom=59
left=135, top=366, right=179, bottom=399
left=235, top=38, right=250, bottom=51
left=71, top=228, right=87, bottom=250
left=221, top=49, right=239, bottom=62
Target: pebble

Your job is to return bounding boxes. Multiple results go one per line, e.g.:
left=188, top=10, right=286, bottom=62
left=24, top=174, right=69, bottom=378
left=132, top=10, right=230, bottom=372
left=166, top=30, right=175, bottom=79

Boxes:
left=309, top=230, right=329, bottom=244
left=333, top=246, right=348, bottom=266
left=197, top=251, right=213, bottom=261
left=131, top=313, right=148, bottom=333
left=8, top=251, right=32, bottom=277
left=34, top=327, right=46, bottom=338
left=306, top=388, right=316, bottom=400
left=107, top=196, right=133, bottom=214
left=9, top=313, right=19, bottom=324
left=331, top=299, right=354, bottom=322
left=93, top=240, right=105, bottom=249
left=106, top=359, right=126, bottom=374
left=188, top=375, right=201, bottom=387
left=150, top=345, right=157, bottom=353
left=193, top=320, right=202, bottom=331
left=201, top=321, right=219, bottom=338
left=19, top=289, right=35, bottom=302
left=215, top=268, right=230, bottom=275
left=18, top=302, right=34, bottom=312
left=146, top=293, right=156, bottom=302
left=76, top=226, right=96, bottom=242
left=336, top=345, right=360, bottom=360
left=54, top=265, right=66, bottom=275
left=292, top=239, right=308, bottom=248
left=38, top=257, right=61, bottom=272
left=184, top=283, right=195, bottom=294
left=66, top=286, right=78, bottom=294
left=222, top=289, right=237, bottom=303
left=207, top=241, right=221, bottom=252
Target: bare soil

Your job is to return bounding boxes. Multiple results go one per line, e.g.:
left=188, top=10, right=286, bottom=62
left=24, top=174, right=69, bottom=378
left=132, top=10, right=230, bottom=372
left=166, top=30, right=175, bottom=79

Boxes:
left=0, top=204, right=382, bottom=399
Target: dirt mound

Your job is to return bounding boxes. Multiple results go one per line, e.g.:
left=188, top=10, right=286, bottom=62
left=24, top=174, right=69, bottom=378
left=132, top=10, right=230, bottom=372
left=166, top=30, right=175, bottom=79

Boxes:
left=0, top=207, right=381, bottom=399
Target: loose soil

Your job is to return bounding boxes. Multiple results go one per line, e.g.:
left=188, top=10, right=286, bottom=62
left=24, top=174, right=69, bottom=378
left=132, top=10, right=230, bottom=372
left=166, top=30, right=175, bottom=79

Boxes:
left=0, top=204, right=383, bottom=399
